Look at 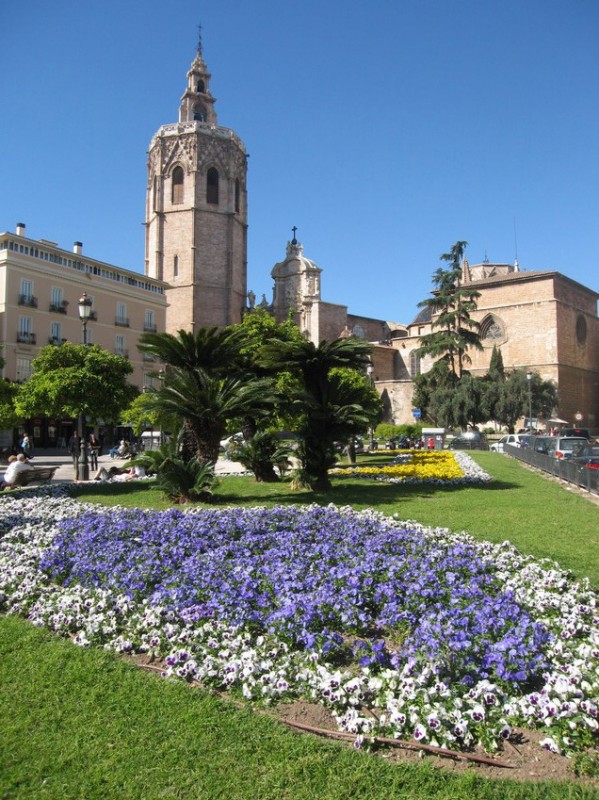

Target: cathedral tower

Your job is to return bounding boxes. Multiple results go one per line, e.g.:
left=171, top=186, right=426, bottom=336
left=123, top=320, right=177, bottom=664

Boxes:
left=144, top=38, right=248, bottom=332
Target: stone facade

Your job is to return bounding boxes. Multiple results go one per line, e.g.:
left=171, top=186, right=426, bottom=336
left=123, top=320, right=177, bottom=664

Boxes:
left=145, top=45, right=248, bottom=333
left=374, top=267, right=599, bottom=431
left=266, top=239, right=599, bottom=431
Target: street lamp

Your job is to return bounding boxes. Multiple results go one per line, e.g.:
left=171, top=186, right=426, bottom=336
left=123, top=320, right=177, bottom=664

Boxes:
left=158, top=368, right=165, bottom=445
left=526, top=370, right=533, bottom=432
left=366, top=362, right=376, bottom=450
left=77, top=292, right=93, bottom=480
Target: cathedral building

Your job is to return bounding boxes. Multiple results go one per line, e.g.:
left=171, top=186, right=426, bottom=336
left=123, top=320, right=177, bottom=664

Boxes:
left=1, top=37, right=598, bottom=438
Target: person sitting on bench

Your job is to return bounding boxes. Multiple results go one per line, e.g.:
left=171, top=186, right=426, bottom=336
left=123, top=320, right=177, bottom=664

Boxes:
left=1, top=453, right=33, bottom=490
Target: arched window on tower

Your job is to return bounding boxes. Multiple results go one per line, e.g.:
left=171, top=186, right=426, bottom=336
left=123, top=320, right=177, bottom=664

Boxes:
left=171, top=167, right=184, bottom=205
left=196, top=80, right=205, bottom=93
left=193, top=105, right=206, bottom=121
left=235, top=178, right=240, bottom=213
left=207, top=167, right=219, bottom=204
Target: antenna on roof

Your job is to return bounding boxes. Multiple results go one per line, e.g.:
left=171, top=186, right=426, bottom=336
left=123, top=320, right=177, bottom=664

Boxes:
left=483, top=250, right=489, bottom=264
left=513, top=216, right=520, bottom=270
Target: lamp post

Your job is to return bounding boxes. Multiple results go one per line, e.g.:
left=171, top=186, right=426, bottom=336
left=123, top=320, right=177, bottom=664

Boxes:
left=77, top=292, right=93, bottom=481
left=158, top=368, right=165, bottom=445
left=366, top=362, right=376, bottom=450
left=526, top=370, right=533, bottom=432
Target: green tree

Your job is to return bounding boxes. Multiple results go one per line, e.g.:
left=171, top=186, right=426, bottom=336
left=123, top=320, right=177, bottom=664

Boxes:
left=0, top=379, right=20, bottom=431
left=230, top=308, right=305, bottom=436
left=138, top=328, right=276, bottom=464
left=495, top=370, right=558, bottom=433
left=259, top=337, right=373, bottom=490
left=412, top=359, right=455, bottom=425
left=478, top=345, right=505, bottom=423
left=14, top=343, right=137, bottom=423
left=415, top=241, right=483, bottom=378
left=120, top=392, right=178, bottom=438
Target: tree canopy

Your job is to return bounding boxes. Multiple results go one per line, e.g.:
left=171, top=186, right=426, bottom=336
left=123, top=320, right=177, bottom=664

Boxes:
left=14, top=343, right=138, bottom=423
left=415, top=241, right=483, bottom=378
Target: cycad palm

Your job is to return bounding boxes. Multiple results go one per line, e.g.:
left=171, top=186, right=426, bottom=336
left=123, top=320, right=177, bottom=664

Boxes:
left=139, top=328, right=275, bottom=464
left=260, top=337, right=372, bottom=490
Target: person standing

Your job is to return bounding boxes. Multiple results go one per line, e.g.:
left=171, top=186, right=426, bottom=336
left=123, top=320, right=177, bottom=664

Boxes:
left=20, top=433, right=33, bottom=458
left=88, top=433, right=100, bottom=470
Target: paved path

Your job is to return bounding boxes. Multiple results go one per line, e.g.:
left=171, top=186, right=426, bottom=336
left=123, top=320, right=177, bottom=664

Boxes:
left=16, top=450, right=250, bottom=484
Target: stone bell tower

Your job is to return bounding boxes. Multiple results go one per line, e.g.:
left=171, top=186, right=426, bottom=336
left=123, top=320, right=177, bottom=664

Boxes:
left=144, top=34, right=248, bottom=332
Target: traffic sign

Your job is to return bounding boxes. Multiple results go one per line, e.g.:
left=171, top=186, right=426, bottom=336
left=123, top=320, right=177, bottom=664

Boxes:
left=574, top=412, right=583, bottom=421
left=412, top=408, right=421, bottom=418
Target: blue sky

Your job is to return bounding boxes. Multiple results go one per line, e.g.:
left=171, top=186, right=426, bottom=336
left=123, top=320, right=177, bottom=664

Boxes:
left=1, top=0, right=598, bottom=324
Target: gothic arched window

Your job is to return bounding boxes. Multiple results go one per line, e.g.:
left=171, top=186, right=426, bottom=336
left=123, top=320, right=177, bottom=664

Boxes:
left=171, top=166, right=184, bottom=205
left=207, top=167, right=219, bottom=204
left=193, top=105, right=206, bottom=121
left=479, top=314, right=506, bottom=345
left=196, top=80, right=205, bottom=93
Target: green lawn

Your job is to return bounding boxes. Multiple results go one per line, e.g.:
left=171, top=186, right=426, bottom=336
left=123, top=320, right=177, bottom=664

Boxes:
left=2, top=615, right=597, bottom=800
left=3, top=452, right=599, bottom=799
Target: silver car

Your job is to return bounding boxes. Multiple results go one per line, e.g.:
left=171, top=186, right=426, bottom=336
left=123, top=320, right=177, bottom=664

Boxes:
left=545, top=436, right=589, bottom=459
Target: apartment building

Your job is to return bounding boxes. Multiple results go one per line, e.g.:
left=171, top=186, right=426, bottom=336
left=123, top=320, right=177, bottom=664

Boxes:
left=0, top=223, right=167, bottom=445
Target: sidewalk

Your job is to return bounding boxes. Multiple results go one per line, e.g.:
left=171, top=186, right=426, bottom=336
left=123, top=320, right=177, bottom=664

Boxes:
left=20, top=450, right=250, bottom=483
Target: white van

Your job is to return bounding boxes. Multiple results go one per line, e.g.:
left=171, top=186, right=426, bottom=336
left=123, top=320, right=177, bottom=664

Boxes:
left=141, top=431, right=163, bottom=450
left=490, top=434, right=532, bottom=453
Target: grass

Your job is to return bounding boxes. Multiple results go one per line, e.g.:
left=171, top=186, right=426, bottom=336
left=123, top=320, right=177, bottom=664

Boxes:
left=2, top=615, right=598, bottom=800
left=3, top=451, right=599, bottom=799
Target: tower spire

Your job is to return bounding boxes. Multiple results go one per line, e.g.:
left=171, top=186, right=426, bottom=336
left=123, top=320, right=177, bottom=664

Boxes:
left=179, top=36, right=217, bottom=125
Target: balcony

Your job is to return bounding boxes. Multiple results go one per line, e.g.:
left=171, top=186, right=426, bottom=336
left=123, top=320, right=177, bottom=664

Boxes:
left=142, top=353, right=157, bottom=362
left=115, top=317, right=130, bottom=327
left=49, top=301, right=68, bottom=314
left=114, top=349, right=129, bottom=358
left=17, top=332, right=36, bottom=345
left=48, top=337, right=67, bottom=346
left=18, top=294, right=38, bottom=308
left=143, top=323, right=157, bottom=332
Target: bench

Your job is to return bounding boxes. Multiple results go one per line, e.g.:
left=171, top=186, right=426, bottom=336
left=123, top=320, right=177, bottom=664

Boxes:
left=11, top=467, right=58, bottom=487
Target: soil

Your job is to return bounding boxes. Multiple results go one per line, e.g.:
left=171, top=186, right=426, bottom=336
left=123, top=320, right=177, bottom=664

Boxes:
left=276, top=699, right=597, bottom=787
left=130, top=655, right=597, bottom=789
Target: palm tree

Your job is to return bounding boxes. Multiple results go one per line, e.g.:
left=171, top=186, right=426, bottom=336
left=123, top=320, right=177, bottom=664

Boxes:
left=260, top=337, right=373, bottom=490
left=138, top=328, right=276, bottom=464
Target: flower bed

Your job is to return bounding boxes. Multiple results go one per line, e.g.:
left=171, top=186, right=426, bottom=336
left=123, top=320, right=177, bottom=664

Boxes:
left=0, top=487, right=597, bottom=757
left=333, top=450, right=492, bottom=486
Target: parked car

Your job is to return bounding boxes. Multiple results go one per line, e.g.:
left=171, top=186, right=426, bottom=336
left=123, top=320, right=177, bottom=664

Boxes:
left=561, top=427, right=592, bottom=440
left=531, top=436, right=554, bottom=455
left=570, top=455, right=599, bottom=470
left=448, top=431, right=488, bottom=451
left=490, top=434, right=532, bottom=452
left=545, top=436, right=589, bottom=459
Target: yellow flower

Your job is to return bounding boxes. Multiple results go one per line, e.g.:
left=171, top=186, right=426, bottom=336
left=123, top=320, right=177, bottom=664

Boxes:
left=334, top=452, right=464, bottom=481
